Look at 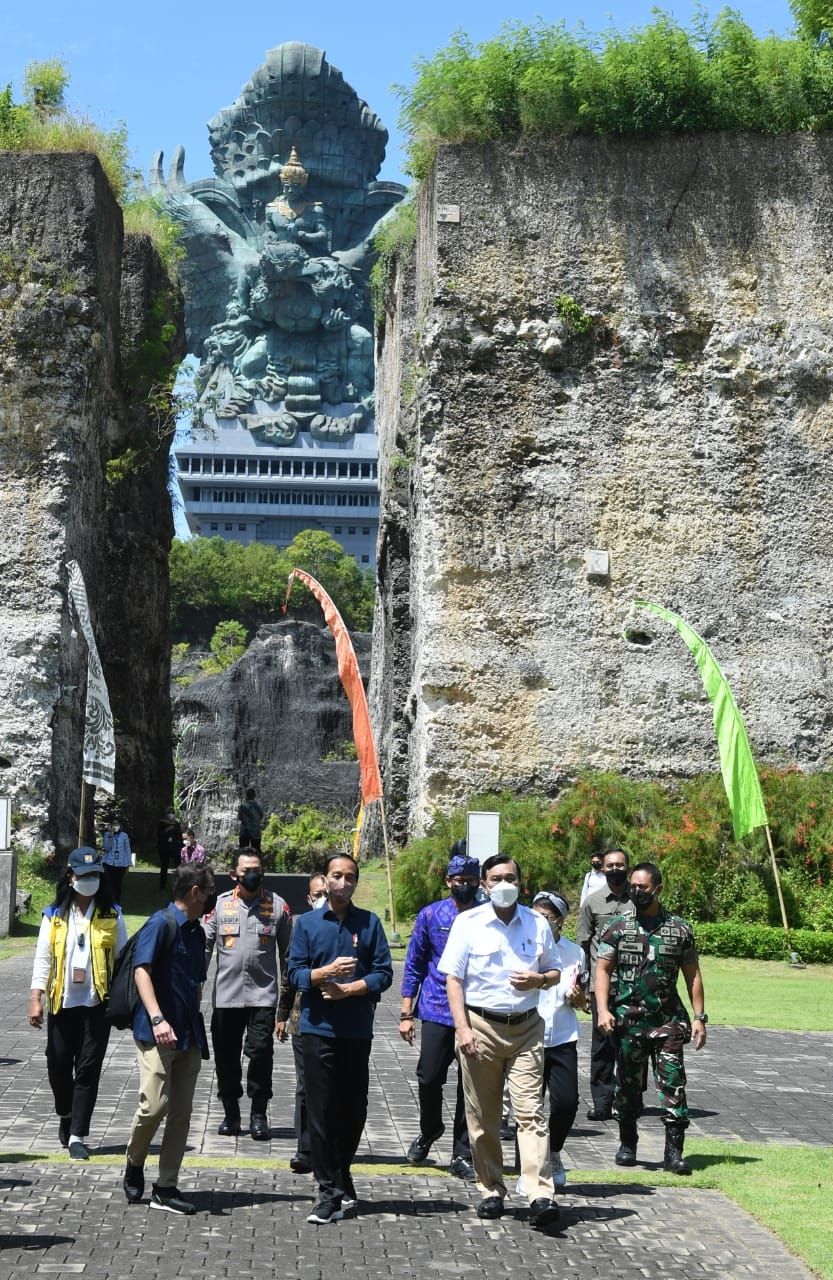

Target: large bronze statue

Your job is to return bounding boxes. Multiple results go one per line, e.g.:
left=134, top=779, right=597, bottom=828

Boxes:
left=151, top=43, right=405, bottom=442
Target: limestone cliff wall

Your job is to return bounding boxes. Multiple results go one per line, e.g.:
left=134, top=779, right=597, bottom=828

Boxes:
left=171, top=620, right=367, bottom=849
left=0, top=153, right=183, bottom=855
left=372, top=135, right=833, bottom=837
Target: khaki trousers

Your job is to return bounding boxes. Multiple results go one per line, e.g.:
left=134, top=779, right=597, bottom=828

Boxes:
left=458, top=1010, right=553, bottom=1203
left=127, top=1042, right=202, bottom=1188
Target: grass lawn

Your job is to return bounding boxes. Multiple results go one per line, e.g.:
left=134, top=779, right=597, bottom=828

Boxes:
left=697, top=955, right=833, bottom=1032
left=581, top=1140, right=833, bottom=1280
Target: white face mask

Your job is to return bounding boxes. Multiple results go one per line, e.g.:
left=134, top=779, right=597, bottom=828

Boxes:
left=311, top=894, right=328, bottom=911
left=489, top=882, right=519, bottom=908
left=72, top=874, right=100, bottom=897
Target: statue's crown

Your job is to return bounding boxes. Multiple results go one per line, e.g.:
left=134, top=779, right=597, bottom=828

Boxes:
left=280, top=146, right=309, bottom=187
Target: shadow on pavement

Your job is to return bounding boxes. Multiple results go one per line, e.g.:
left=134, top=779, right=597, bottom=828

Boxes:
left=358, top=1197, right=470, bottom=1217
left=0, top=1234, right=75, bottom=1250
left=192, top=1189, right=299, bottom=1214
left=570, top=1183, right=657, bottom=1199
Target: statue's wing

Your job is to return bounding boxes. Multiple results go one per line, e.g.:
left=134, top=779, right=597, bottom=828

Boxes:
left=165, top=186, right=260, bottom=357
left=150, top=150, right=260, bottom=356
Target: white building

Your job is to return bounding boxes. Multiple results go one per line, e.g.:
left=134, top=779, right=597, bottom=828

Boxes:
left=175, top=423, right=379, bottom=567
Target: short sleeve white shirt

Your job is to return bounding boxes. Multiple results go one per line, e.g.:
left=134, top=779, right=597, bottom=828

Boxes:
left=438, top=902, right=561, bottom=1014
left=539, top=936, right=588, bottom=1047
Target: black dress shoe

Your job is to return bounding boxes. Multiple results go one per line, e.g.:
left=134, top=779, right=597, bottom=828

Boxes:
left=476, top=1196, right=504, bottom=1219
left=529, top=1198, right=560, bottom=1229
left=448, top=1155, right=475, bottom=1181
left=406, top=1133, right=435, bottom=1163
left=290, top=1153, right=313, bottom=1173
left=218, top=1115, right=241, bottom=1136
left=58, top=1116, right=71, bottom=1148
left=586, top=1106, right=612, bottom=1121
left=123, top=1157, right=145, bottom=1204
left=250, top=1113, right=270, bottom=1141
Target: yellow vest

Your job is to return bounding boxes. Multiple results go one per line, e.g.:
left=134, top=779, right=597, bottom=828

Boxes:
left=47, top=908, right=119, bottom=1014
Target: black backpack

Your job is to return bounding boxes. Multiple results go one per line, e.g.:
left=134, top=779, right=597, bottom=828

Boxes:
left=106, top=908, right=179, bottom=1030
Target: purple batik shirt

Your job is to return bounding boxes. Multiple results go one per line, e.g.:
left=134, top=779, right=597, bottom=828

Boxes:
left=401, top=896, right=465, bottom=1027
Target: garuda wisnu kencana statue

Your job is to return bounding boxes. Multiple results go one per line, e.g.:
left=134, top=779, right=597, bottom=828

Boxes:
left=151, top=43, right=405, bottom=443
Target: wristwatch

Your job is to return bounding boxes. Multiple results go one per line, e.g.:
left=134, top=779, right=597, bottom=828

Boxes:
left=151, top=1014, right=166, bottom=1026
left=693, top=1013, right=708, bottom=1023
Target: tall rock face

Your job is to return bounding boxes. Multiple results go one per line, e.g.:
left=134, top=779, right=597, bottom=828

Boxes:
left=171, top=620, right=367, bottom=849
left=371, top=135, right=833, bottom=838
left=0, top=153, right=183, bottom=855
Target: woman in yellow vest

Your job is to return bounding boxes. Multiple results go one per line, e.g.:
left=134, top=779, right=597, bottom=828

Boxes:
left=28, top=846, right=128, bottom=1160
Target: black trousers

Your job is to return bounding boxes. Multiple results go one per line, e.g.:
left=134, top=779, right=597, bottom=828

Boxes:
left=158, top=847, right=174, bottom=888
left=416, top=1020, right=471, bottom=1159
left=302, top=1032, right=371, bottom=1202
left=211, top=1006, right=275, bottom=1112
left=238, top=831, right=262, bottom=853
left=589, top=993, right=616, bottom=1112
left=103, top=864, right=127, bottom=905
left=544, top=1042, right=580, bottom=1151
left=291, top=1033, right=309, bottom=1158
left=46, top=1003, right=111, bottom=1137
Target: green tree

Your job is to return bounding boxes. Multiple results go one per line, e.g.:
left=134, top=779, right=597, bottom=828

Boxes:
left=791, top=0, right=833, bottom=41
left=283, top=529, right=375, bottom=630
left=204, top=619, right=247, bottom=672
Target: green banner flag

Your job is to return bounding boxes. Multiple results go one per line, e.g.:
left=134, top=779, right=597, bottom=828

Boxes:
left=632, top=600, right=768, bottom=840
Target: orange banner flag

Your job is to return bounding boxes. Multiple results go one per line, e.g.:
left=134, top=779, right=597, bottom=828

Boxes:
left=283, top=569, right=383, bottom=804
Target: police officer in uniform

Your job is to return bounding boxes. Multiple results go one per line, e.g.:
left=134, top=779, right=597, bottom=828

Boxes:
left=203, top=848, right=292, bottom=1139
left=595, top=860, right=707, bottom=1175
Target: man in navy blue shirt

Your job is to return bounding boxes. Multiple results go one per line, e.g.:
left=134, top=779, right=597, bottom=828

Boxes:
left=399, top=842, right=479, bottom=1179
left=123, top=862, right=216, bottom=1216
left=288, top=853, right=392, bottom=1225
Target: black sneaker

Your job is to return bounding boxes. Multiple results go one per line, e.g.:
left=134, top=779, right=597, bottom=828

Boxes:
left=529, top=1198, right=560, bottom=1230
left=307, top=1198, right=344, bottom=1224
left=406, top=1133, right=435, bottom=1163
left=58, top=1116, right=71, bottom=1148
left=150, top=1185, right=196, bottom=1215
left=448, top=1155, right=475, bottom=1181
left=123, top=1157, right=145, bottom=1204
left=68, top=1139, right=89, bottom=1161
left=342, top=1174, right=357, bottom=1209
left=476, top=1196, right=504, bottom=1219
left=586, top=1106, right=612, bottom=1121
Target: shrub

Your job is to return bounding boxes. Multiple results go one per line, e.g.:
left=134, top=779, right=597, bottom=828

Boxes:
left=200, top=619, right=247, bottom=673
left=370, top=198, right=417, bottom=318
left=695, top=922, right=833, bottom=963
left=261, top=805, right=353, bottom=873
left=397, top=13, right=833, bottom=178
left=392, top=770, right=833, bottom=929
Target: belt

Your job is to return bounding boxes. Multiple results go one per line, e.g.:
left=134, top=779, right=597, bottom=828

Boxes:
left=465, top=1005, right=537, bottom=1027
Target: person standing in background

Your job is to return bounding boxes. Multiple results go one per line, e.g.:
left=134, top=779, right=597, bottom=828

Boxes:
left=237, top=788, right=264, bottom=853
left=157, top=809, right=183, bottom=891
left=102, top=817, right=132, bottom=905
left=579, top=851, right=607, bottom=907
left=180, top=828, right=205, bottom=864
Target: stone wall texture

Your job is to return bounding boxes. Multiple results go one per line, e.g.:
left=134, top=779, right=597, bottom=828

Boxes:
left=171, top=620, right=367, bottom=849
left=0, top=153, right=183, bottom=856
left=371, top=134, right=833, bottom=838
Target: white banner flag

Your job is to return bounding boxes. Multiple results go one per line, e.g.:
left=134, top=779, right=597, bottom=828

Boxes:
left=66, top=560, right=115, bottom=794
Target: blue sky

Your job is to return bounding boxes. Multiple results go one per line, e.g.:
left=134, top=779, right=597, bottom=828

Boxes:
left=5, top=1, right=796, bottom=189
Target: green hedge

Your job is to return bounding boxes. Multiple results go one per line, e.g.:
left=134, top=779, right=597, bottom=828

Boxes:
left=696, top=922, right=833, bottom=963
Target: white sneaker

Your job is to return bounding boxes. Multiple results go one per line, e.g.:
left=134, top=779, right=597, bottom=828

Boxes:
left=550, top=1151, right=567, bottom=1188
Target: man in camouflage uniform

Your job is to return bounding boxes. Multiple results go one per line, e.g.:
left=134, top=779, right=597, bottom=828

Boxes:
left=594, top=861, right=707, bottom=1176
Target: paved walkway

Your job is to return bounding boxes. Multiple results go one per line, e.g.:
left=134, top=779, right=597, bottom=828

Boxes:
left=0, top=949, right=828, bottom=1278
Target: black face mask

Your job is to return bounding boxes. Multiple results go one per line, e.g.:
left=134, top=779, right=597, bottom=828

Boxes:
left=203, top=892, right=217, bottom=915
left=240, top=869, right=263, bottom=892
left=629, top=886, right=655, bottom=911
left=450, top=882, right=478, bottom=905
left=605, top=868, right=628, bottom=889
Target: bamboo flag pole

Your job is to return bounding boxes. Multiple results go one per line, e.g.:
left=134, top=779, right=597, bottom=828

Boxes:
left=764, top=823, right=791, bottom=944
left=378, top=794, right=398, bottom=941
left=78, top=779, right=87, bottom=847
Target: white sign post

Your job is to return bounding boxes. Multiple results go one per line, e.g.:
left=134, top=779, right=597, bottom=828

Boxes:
left=466, top=810, right=501, bottom=861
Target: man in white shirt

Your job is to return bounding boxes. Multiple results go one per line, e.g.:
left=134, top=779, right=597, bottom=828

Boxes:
left=579, top=853, right=607, bottom=907
left=438, top=853, right=562, bottom=1230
